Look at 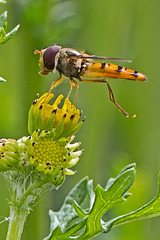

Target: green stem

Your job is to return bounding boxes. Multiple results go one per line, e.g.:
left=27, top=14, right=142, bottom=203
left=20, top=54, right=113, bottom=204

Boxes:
left=6, top=206, right=27, bottom=240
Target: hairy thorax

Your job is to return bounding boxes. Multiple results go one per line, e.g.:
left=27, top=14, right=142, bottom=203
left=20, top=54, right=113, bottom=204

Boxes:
left=56, top=48, right=87, bottom=79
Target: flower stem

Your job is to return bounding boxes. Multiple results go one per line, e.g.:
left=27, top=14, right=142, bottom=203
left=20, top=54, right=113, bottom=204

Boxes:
left=6, top=206, right=27, bottom=240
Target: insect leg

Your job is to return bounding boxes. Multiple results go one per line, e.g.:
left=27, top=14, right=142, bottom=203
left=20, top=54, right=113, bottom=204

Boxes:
left=42, top=73, right=63, bottom=103
left=105, top=80, right=136, bottom=118
left=48, top=73, right=63, bottom=95
left=78, top=77, right=136, bottom=118
left=67, top=80, right=74, bottom=99
left=68, top=78, right=79, bottom=105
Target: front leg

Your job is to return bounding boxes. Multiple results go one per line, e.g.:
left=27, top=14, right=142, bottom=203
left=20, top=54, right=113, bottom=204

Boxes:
left=67, top=78, right=79, bottom=105
left=48, top=73, right=63, bottom=95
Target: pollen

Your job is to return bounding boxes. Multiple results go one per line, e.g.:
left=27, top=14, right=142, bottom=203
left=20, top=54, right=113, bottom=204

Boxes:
left=31, top=137, right=67, bottom=171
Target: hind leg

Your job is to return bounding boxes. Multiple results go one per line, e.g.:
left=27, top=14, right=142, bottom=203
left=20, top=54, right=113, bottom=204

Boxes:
left=78, top=77, right=135, bottom=118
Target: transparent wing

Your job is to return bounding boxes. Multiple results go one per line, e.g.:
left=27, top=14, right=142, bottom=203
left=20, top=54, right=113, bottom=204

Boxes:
left=77, top=55, right=132, bottom=63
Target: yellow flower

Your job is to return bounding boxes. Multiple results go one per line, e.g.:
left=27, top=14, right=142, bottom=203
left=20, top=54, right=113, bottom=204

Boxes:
left=28, top=93, right=84, bottom=138
left=27, top=93, right=84, bottom=180
left=0, top=93, right=84, bottom=188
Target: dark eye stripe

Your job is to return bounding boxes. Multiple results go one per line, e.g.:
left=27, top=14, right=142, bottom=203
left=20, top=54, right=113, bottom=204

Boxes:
left=43, top=46, right=60, bottom=70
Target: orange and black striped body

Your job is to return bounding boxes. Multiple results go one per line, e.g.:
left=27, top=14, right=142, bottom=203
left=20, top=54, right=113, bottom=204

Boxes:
left=80, top=62, right=147, bottom=82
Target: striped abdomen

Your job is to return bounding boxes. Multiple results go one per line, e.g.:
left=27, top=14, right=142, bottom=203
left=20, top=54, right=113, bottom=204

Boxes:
left=80, top=62, right=147, bottom=81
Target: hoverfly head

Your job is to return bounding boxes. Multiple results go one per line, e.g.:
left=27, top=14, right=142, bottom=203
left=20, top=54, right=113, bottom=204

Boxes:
left=34, top=45, right=60, bottom=75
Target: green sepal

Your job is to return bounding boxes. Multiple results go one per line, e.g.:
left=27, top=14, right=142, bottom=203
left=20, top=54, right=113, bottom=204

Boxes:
left=49, top=128, right=56, bottom=139
left=4, top=141, right=19, bottom=152
left=60, top=118, right=74, bottom=138
left=54, top=172, right=65, bottom=189
left=4, top=151, right=19, bottom=158
left=44, top=112, right=56, bottom=131
left=28, top=104, right=36, bottom=134
left=54, top=118, right=65, bottom=140
left=69, top=120, right=84, bottom=137
left=34, top=105, right=44, bottom=131
left=0, top=159, right=13, bottom=172
left=43, top=166, right=61, bottom=183
left=31, top=129, right=39, bottom=140
left=0, top=155, right=18, bottom=172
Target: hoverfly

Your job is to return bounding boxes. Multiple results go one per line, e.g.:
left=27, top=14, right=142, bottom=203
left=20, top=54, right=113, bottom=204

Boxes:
left=34, top=45, right=147, bottom=117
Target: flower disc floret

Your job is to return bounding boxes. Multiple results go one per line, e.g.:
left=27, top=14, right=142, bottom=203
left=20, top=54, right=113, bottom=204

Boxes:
left=29, top=130, right=83, bottom=176
left=31, top=137, right=67, bottom=170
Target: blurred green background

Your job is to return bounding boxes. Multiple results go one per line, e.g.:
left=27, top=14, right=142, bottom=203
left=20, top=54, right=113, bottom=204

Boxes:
left=0, top=0, right=160, bottom=239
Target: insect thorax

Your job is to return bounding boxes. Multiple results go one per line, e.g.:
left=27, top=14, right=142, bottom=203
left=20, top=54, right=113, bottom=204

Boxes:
left=56, top=48, right=86, bottom=79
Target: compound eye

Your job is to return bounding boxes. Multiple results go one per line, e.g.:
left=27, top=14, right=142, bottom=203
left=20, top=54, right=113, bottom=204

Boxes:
left=43, top=45, right=60, bottom=70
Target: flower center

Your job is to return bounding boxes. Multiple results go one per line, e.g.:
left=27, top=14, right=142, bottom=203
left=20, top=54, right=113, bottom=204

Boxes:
left=32, top=137, right=67, bottom=169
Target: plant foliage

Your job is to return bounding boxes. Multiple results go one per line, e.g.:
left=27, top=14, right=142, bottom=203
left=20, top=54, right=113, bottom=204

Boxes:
left=44, top=164, right=160, bottom=240
left=0, top=2, right=19, bottom=81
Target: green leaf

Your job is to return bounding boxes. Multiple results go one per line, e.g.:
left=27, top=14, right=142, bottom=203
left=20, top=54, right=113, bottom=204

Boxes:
left=45, top=164, right=160, bottom=239
left=105, top=163, right=136, bottom=190
left=0, top=24, right=20, bottom=45
left=0, top=77, right=6, bottom=82
left=85, top=179, right=95, bottom=211
left=73, top=165, right=136, bottom=239
left=45, top=164, right=136, bottom=240
left=0, top=11, right=7, bottom=28
left=107, top=171, right=160, bottom=229
left=44, top=177, right=89, bottom=240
